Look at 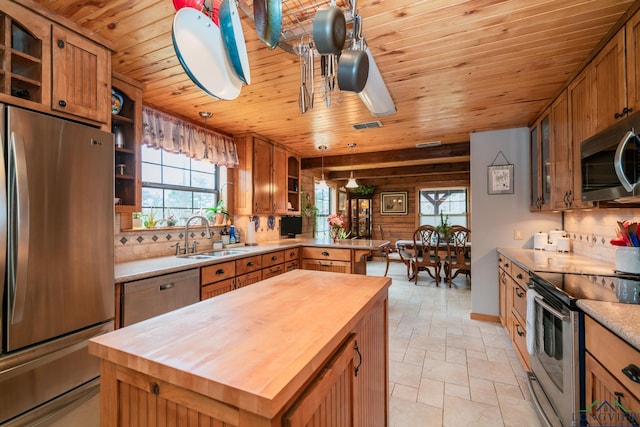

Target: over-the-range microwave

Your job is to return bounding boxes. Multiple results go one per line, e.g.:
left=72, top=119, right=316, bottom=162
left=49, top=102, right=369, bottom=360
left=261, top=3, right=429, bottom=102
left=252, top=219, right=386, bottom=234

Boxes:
left=581, top=110, right=640, bottom=202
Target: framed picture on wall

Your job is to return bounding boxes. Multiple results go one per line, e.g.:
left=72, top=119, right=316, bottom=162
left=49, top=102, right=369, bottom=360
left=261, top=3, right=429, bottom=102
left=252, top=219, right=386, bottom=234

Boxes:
left=487, top=164, right=514, bottom=195
left=380, top=191, right=408, bottom=215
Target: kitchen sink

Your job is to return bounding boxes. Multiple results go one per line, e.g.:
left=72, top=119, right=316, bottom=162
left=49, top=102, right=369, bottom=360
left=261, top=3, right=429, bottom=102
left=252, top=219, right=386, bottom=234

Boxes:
left=178, top=250, right=248, bottom=259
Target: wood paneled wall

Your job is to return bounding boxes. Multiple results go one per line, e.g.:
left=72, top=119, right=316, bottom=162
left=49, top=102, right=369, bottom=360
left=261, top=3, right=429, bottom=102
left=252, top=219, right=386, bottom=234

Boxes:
left=301, top=170, right=470, bottom=243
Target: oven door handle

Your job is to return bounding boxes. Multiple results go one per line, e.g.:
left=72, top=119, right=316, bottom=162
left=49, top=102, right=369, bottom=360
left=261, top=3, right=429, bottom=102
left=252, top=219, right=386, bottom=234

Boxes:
left=534, top=296, right=569, bottom=322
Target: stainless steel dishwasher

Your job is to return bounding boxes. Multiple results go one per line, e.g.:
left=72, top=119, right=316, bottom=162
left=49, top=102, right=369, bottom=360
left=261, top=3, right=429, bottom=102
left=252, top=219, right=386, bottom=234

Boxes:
left=122, top=269, right=200, bottom=327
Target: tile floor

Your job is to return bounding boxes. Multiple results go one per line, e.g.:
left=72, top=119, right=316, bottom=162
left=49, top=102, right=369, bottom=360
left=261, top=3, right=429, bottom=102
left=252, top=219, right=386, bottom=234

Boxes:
left=366, top=260, right=543, bottom=427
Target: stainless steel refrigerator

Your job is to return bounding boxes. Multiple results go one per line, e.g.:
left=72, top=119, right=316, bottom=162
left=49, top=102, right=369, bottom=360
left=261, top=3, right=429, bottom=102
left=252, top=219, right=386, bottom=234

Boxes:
left=0, top=105, right=114, bottom=425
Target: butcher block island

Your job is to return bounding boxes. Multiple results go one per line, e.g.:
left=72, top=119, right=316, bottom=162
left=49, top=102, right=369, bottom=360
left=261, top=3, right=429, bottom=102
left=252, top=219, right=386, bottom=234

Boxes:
left=89, top=270, right=391, bottom=426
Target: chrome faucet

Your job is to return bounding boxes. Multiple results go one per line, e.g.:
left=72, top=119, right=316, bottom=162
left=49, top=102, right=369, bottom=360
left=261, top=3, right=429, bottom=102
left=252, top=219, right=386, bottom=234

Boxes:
left=183, top=215, right=211, bottom=254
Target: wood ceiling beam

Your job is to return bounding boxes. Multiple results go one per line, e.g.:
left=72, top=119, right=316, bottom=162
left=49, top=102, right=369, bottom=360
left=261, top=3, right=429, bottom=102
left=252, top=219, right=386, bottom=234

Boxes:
left=327, top=162, right=470, bottom=179
left=301, top=142, right=470, bottom=169
left=352, top=174, right=471, bottom=188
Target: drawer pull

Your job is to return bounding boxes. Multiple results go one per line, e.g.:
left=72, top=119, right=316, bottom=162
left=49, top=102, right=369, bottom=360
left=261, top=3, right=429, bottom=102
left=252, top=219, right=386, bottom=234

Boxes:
left=246, top=262, right=254, bottom=267
left=271, top=255, right=278, bottom=261
left=216, top=269, right=225, bottom=275
left=289, top=251, right=295, bottom=256
left=515, top=288, right=524, bottom=298
left=321, top=251, right=330, bottom=257
left=354, top=340, right=362, bottom=377
left=319, top=262, right=332, bottom=267
left=505, top=262, right=509, bottom=267
left=516, top=273, right=523, bottom=280
left=515, top=324, right=525, bottom=337
left=159, top=283, right=174, bottom=291
left=622, top=364, right=640, bottom=383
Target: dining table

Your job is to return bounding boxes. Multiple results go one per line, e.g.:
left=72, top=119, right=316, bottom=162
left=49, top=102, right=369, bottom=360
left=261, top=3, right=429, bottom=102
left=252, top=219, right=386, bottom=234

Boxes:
left=395, top=239, right=471, bottom=282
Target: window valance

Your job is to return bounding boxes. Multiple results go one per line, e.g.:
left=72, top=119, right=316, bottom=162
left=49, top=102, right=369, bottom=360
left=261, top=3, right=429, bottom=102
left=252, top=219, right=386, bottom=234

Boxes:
left=141, top=106, right=238, bottom=167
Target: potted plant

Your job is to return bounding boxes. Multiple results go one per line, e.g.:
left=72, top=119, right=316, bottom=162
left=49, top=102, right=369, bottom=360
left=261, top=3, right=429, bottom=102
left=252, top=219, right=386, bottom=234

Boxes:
left=435, top=213, right=452, bottom=239
left=143, top=210, right=159, bottom=228
left=205, top=200, right=228, bottom=225
left=165, top=215, right=177, bottom=227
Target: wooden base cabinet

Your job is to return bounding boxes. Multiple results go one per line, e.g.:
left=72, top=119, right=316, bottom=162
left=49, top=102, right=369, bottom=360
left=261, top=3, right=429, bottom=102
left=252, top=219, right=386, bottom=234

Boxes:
left=584, top=316, right=640, bottom=426
left=92, top=271, right=389, bottom=427
left=497, top=252, right=530, bottom=370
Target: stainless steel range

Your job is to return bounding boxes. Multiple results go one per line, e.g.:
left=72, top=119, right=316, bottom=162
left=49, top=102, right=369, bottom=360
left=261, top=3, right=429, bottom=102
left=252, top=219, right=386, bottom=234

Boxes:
left=527, top=270, right=640, bottom=427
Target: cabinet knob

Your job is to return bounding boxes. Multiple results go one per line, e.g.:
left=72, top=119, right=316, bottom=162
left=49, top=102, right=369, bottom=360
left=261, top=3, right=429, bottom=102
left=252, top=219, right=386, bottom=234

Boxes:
left=58, top=100, right=67, bottom=107
left=321, top=251, right=330, bottom=257
left=246, top=261, right=254, bottom=267
left=57, top=39, right=65, bottom=48
left=215, top=269, right=225, bottom=275
left=271, top=255, right=278, bottom=261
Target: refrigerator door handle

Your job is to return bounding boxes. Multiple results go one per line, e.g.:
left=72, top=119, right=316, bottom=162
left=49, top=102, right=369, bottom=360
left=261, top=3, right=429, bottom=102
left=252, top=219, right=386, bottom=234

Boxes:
left=8, top=131, right=29, bottom=324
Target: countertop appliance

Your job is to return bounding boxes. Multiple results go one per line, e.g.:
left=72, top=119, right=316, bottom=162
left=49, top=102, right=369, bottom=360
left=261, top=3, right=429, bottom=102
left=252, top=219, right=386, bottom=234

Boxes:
left=0, top=105, right=114, bottom=425
left=527, top=271, right=640, bottom=427
left=122, top=269, right=199, bottom=327
left=581, top=110, right=640, bottom=202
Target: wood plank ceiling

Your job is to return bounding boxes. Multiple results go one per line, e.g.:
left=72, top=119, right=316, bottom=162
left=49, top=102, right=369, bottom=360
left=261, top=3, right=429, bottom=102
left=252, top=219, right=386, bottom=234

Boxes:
left=30, top=0, right=637, bottom=181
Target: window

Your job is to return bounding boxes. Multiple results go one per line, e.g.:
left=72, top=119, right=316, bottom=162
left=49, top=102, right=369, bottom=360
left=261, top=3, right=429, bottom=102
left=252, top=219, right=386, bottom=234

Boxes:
left=141, top=145, right=218, bottom=224
left=418, top=188, right=468, bottom=227
left=315, top=182, right=332, bottom=238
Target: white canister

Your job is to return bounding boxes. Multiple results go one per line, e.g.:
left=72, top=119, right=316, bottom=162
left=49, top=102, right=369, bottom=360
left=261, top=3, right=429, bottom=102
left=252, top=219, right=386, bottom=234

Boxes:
left=557, top=237, right=571, bottom=252
left=548, top=230, right=566, bottom=244
left=534, top=232, right=548, bottom=250
left=616, top=247, right=640, bottom=274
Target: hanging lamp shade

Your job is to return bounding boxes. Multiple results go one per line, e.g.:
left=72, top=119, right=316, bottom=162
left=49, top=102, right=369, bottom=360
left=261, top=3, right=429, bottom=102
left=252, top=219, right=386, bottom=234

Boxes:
left=346, top=142, right=358, bottom=188
left=318, top=145, right=328, bottom=188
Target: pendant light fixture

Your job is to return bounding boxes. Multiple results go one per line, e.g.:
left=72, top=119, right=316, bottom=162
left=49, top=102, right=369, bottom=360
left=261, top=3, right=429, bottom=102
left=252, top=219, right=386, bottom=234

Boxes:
left=318, top=145, right=328, bottom=188
left=345, top=142, right=359, bottom=188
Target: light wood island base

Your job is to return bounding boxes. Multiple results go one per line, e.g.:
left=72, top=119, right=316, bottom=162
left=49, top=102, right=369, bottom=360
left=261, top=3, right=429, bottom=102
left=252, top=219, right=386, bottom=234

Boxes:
left=89, top=270, right=390, bottom=426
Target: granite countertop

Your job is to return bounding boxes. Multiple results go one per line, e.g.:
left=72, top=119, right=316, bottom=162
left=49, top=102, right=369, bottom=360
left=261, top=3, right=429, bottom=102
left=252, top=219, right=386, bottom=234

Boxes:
left=497, top=247, right=640, bottom=351
left=116, top=238, right=389, bottom=283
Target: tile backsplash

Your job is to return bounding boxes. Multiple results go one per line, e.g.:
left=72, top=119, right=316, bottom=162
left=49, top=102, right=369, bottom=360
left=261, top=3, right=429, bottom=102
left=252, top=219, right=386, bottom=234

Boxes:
left=114, top=214, right=307, bottom=263
left=564, top=207, right=640, bottom=264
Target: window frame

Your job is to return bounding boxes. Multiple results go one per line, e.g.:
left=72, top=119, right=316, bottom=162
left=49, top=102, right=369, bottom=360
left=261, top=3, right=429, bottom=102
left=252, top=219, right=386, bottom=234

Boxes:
left=140, top=146, right=220, bottom=225
left=417, top=187, right=469, bottom=228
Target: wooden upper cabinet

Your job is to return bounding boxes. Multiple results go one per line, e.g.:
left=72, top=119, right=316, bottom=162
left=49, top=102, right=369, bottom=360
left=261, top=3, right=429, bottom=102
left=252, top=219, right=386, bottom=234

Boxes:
left=272, top=144, right=288, bottom=214
left=253, top=137, right=273, bottom=214
left=234, top=134, right=295, bottom=215
left=51, top=26, right=110, bottom=123
left=592, top=29, right=627, bottom=133
left=627, top=11, right=640, bottom=114
left=530, top=109, right=551, bottom=211
left=550, top=90, right=572, bottom=210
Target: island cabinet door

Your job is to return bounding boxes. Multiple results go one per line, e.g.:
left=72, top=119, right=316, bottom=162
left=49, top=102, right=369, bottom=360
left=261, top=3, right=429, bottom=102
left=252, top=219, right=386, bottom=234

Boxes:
left=283, top=334, right=358, bottom=426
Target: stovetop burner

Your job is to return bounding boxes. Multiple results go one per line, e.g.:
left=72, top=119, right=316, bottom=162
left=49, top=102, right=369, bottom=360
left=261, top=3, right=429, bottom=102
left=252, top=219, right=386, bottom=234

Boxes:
left=531, top=271, right=640, bottom=306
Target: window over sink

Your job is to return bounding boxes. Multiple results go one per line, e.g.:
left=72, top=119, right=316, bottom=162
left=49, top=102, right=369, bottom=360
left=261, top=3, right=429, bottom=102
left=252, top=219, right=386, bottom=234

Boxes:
left=141, top=146, right=219, bottom=226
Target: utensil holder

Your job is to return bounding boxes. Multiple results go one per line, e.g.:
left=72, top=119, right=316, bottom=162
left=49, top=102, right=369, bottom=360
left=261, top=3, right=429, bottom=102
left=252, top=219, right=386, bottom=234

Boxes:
left=616, top=247, right=640, bottom=274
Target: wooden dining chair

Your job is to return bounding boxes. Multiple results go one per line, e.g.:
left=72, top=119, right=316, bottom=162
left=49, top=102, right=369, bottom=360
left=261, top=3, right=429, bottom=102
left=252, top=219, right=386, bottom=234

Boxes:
left=378, top=226, right=411, bottom=278
left=406, top=225, right=441, bottom=285
left=443, top=226, right=471, bottom=286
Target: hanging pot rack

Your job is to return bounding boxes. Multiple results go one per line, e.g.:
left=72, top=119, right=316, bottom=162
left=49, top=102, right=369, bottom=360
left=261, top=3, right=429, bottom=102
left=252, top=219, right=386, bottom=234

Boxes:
left=237, top=0, right=356, bottom=55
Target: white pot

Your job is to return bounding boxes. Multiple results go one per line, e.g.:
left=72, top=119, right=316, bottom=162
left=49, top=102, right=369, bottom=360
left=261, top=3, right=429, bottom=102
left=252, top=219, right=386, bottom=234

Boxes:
left=616, top=247, right=640, bottom=274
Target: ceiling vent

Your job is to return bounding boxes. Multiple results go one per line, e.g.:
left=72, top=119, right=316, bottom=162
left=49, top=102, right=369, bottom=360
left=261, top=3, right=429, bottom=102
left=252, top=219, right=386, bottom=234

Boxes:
left=415, top=141, right=442, bottom=148
left=351, top=120, right=383, bottom=130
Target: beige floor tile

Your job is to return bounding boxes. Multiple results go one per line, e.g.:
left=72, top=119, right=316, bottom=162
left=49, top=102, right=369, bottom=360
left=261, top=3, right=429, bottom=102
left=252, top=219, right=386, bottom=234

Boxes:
left=393, top=383, right=419, bottom=402
left=468, top=358, right=519, bottom=386
left=498, top=395, right=544, bottom=427
left=404, top=347, right=427, bottom=366
left=390, top=395, right=444, bottom=427
left=390, top=360, right=423, bottom=388
left=445, top=346, right=467, bottom=365
left=445, top=382, right=470, bottom=400
left=373, top=260, right=542, bottom=427
left=443, top=395, right=505, bottom=427
left=469, top=376, right=499, bottom=406
left=447, top=334, right=486, bottom=352
left=422, top=358, right=470, bottom=387
left=418, top=377, right=445, bottom=408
